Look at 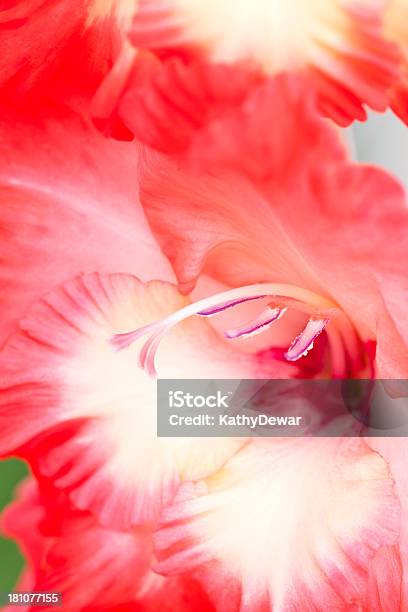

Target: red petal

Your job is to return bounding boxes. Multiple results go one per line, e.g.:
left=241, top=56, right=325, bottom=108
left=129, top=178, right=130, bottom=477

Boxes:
left=129, top=0, right=400, bottom=125
left=1, top=477, right=214, bottom=611
left=118, top=52, right=263, bottom=155
left=0, top=0, right=135, bottom=109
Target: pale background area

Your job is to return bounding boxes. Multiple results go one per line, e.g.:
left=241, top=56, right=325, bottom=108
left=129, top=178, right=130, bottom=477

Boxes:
left=352, top=110, right=408, bottom=186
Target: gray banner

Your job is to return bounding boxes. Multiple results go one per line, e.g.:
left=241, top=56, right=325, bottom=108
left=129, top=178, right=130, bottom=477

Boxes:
left=157, top=379, right=408, bottom=437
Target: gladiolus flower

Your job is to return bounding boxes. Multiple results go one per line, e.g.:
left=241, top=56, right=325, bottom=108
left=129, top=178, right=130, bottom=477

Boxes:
left=0, top=64, right=407, bottom=609
left=0, top=5, right=407, bottom=610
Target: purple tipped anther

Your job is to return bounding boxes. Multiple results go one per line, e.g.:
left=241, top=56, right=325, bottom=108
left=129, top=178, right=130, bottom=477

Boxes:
left=198, top=295, right=267, bottom=317
left=284, top=318, right=329, bottom=362
left=224, top=306, right=286, bottom=339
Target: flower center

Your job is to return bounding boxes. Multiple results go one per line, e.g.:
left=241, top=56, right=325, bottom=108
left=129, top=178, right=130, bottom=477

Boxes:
left=111, top=283, right=365, bottom=378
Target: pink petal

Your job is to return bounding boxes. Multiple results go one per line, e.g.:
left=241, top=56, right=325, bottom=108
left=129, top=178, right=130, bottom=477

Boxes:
left=0, top=113, right=172, bottom=349
left=366, top=437, right=408, bottom=608
left=138, top=71, right=408, bottom=376
left=154, top=438, right=400, bottom=610
left=0, top=273, right=292, bottom=528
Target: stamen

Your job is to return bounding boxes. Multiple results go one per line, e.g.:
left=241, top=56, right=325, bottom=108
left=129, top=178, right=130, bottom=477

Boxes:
left=110, top=283, right=356, bottom=377
left=224, top=305, right=286, bottom=339
left=284, top=318, right=329, bottom=362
